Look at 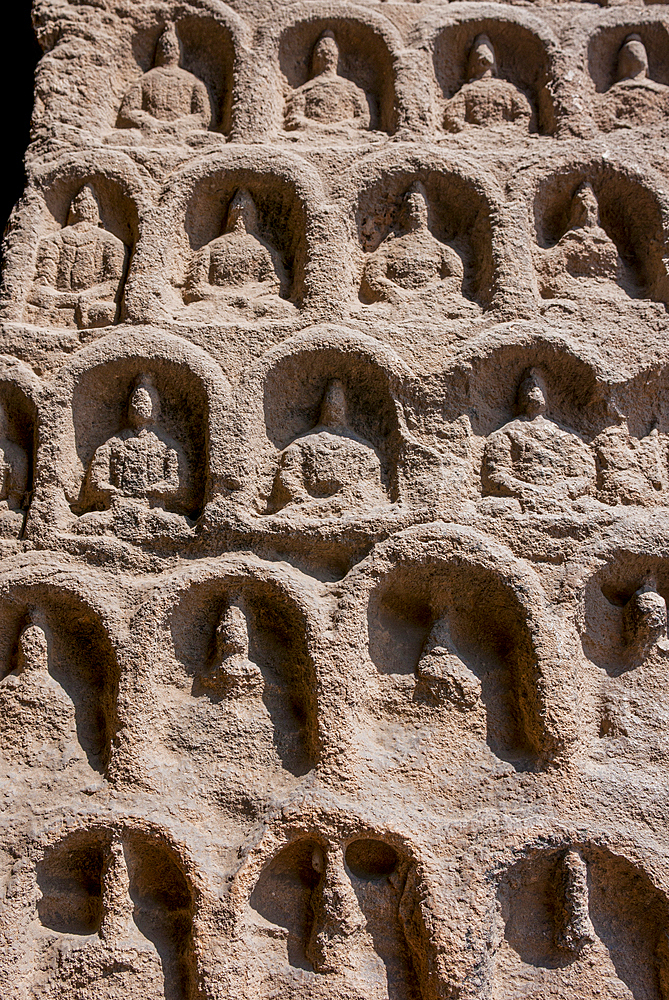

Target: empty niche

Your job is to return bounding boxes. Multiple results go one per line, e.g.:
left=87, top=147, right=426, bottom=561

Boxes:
left=179, top=172, right=306, bottom=319
left=356, top=171, right=494, bottom=311
left=249, top=834, right=424, bottom=999
left=261, top=349, right=400, bottom=515
left=495, top=845, right=669, bottom=999
left=170, top=577, right=318, bottom=776
left=69, top=358, right=208, bottom=530
left=0, top=587, right=119, bottom=773
left=532, top=169, right=669, bottom=306
left=0, top=382, right=35, bottom=539
left=589, top=23, right=669, bottom=132
left=434, top=20, right=556, bottom=135
left=36, top=827, right=197, bottom=1000
left=279, top=18, right=397, bottom=134
left=24, top=173, right=138, bottom=330
left=367, top=563, right=540, bottom=766
left=116, top=17, right=234, bottom=137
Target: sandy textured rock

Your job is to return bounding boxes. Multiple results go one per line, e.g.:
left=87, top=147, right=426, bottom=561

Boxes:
left=1, top=0, right=669, bottom=997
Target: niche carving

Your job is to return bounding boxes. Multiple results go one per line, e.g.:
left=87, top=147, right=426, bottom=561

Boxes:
left=279, top=18, right=397, bottom=134
left=261, top=350, right=401, bottom=517
left=367, top=561, right=541, bottom=766
left=356, top=170, right=494, bottom=311
left=69, top=360, right=208, bottom=539
left=0, top=383, right=35, bottom=539
left=495, top=844, right=669, bottom=998
left=595, top=413, right=669, bottom=508
left=248, top=833, right=424, bottom=999
left=434, top=20, right=555, bottom=135
left=115, top=16, right=235, bottom=138
left=589, top=24, right=669, bottom=132
left=25, top=180, right=133, bottom=331
left=179, top=173, right=305, bottom=319
left=532, top=170, right=669, bottom=306
left=0, top=589, right=120, bottom=774
left=170, top=576, right=319, bottom=777
left=35, top=826, right=196, bottom=999
left=481, top=366, right=596, bottom=514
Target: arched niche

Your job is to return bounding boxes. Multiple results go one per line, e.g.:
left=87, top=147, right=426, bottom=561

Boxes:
left=458, top=338, right=605, bottom=440
left=35, top=823, right=198, bottom=998
left=179, top=166, right=311, bottom=308
left=242, top=824, right=428, bottom=998
left=367, top=552, right=542, bottom=767
left=277, top=14, right=399, bottom=133
left=118, top=13, right=240, bottom=135
left=167, top=567, right=320, bottom=776
left=432, top=16, right=557, bottom=135
left=0, top=359, right=41, bottom=539
left=261, top=343, right=404, bottom=507
left=532, top=164, right=669, bottom=304
left=353, top=164, right=496, bottom=308
left=496, top=843, right=669, bottom=998
left=588, top=20, right=669, bottom=93
left=0, top=578, right=121, bottom=774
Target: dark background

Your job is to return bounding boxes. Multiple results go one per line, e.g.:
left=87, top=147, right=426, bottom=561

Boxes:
left=2, top=3, right=42, bottom=236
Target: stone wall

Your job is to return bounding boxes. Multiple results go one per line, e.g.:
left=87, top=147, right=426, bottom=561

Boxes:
left=1, top=0, right=669, bottom=997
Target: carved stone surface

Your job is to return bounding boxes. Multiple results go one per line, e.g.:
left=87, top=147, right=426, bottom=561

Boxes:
left=1, top=0, right=669, bottom=998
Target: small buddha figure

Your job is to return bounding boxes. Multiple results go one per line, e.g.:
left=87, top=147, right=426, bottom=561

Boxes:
left=482, top=368, right=596, bottom=512
left=360, top=182, right=464, bottom=305
left=200, top=595, right=263, bottom=696
left=82, top=375, right=191, bottom=518
left=622, top=578, right=669, bottom=661
left=416, top=618, right=481, bottom=709
left=443, top=34, right=535, bottom=133
left=100, top=839, right=135, bottom=944
left=117, top=23, right=212, bottom=135
left=270, top=379, right=386, bottom=513
left=184, top=188, right=289, bottom=312
left=27, top=184, right=129, bottom=330
left=285, top=31, right=372, bottom=132
left=595, top=417, right=669, bottom=507
left=0, top=399, right=29, bottom=537
left=597, top=34, right=669, bottom=132
left=552, top=849, right=595, bottom=956
left=306, top=844, right=367, bottom=973
left=534, top=182, right=632, bottom=301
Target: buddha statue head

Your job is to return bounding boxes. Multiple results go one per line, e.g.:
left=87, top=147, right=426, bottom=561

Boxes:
left=154, top=23, right=182, bottom=69
left=517, top=368, right=548, bottom=419
left=67, top=184, right=102, bottom=228
left=399, top=182, right=430, bottom=233
left=312, top=30, right=340, bottom=77
left=617, top=33, right=649, bottom=83
left=128, top=375, right=161, bottom=430
left=468, top=34, right=497, bottom=82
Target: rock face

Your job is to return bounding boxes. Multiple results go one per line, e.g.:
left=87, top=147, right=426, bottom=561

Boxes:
left=1, top=0, right=669, bottom=997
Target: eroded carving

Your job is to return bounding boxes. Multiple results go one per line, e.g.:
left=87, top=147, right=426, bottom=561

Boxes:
left=360, top=182, right=464, bottom=306
left=0, top=396, right=29, bottom=537
left=78, top=375, right=193, bottom=531
left=117, top=23, right=212, bottom=137
left=199, top=593, right=263, bottom=695
left=596, top=33, right=669, bottom=132
left=184, top=188, right=289, bottom=311
left=595, top=417, right=669, bottom=506
left=285, top=31, right=372, bottom=132
left=443, top=34, right=535, bottom=133
left=26, top=184, right=129, bottom=330
left=482, top=367, right=596, bottom=512
left=269, top=378, right=387, bottom=514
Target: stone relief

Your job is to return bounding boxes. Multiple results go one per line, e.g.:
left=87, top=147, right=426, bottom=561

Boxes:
left=2, top=1, right=669, bottom=998
left=26, top=184, right=129, bottom=330
left=443, top=33, right=535, bottom=133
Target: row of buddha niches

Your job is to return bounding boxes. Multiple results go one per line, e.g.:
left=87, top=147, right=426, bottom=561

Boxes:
left=10, top=171, right=667, bottom=330
left=2, top=362, right=669, bottom=539
left=98, top=19, right=669, bottom=139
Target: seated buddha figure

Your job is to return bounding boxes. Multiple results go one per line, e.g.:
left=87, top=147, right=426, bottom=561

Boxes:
left=360, top=182, right=464, bottom=305
left=416, top=618, right=481, bottom=709
left=285, top=31, right=372, bottom=132
left=622, top=578, right=669, bottom=663
left=443, top=34, right=535, bottom=133
left=534, top=182, right=631, bottom=301
left=482, top=368, right=596, bottom=513
left=81, top=375, right=191, bottom=525
left=27, top=184, right=129, bottom=330
left=184, top=188, right=289, bottom=314
left=597, top=34, right=669, bottom=132
left=117, top=23, right=212, bottom=136
left=271, top=379, right=387, bottom=514
left=199, top=595, right=263, bottom=697
left=595, top=417, right=669, bottom=507
left=0, top=399, right=28, bottom=537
